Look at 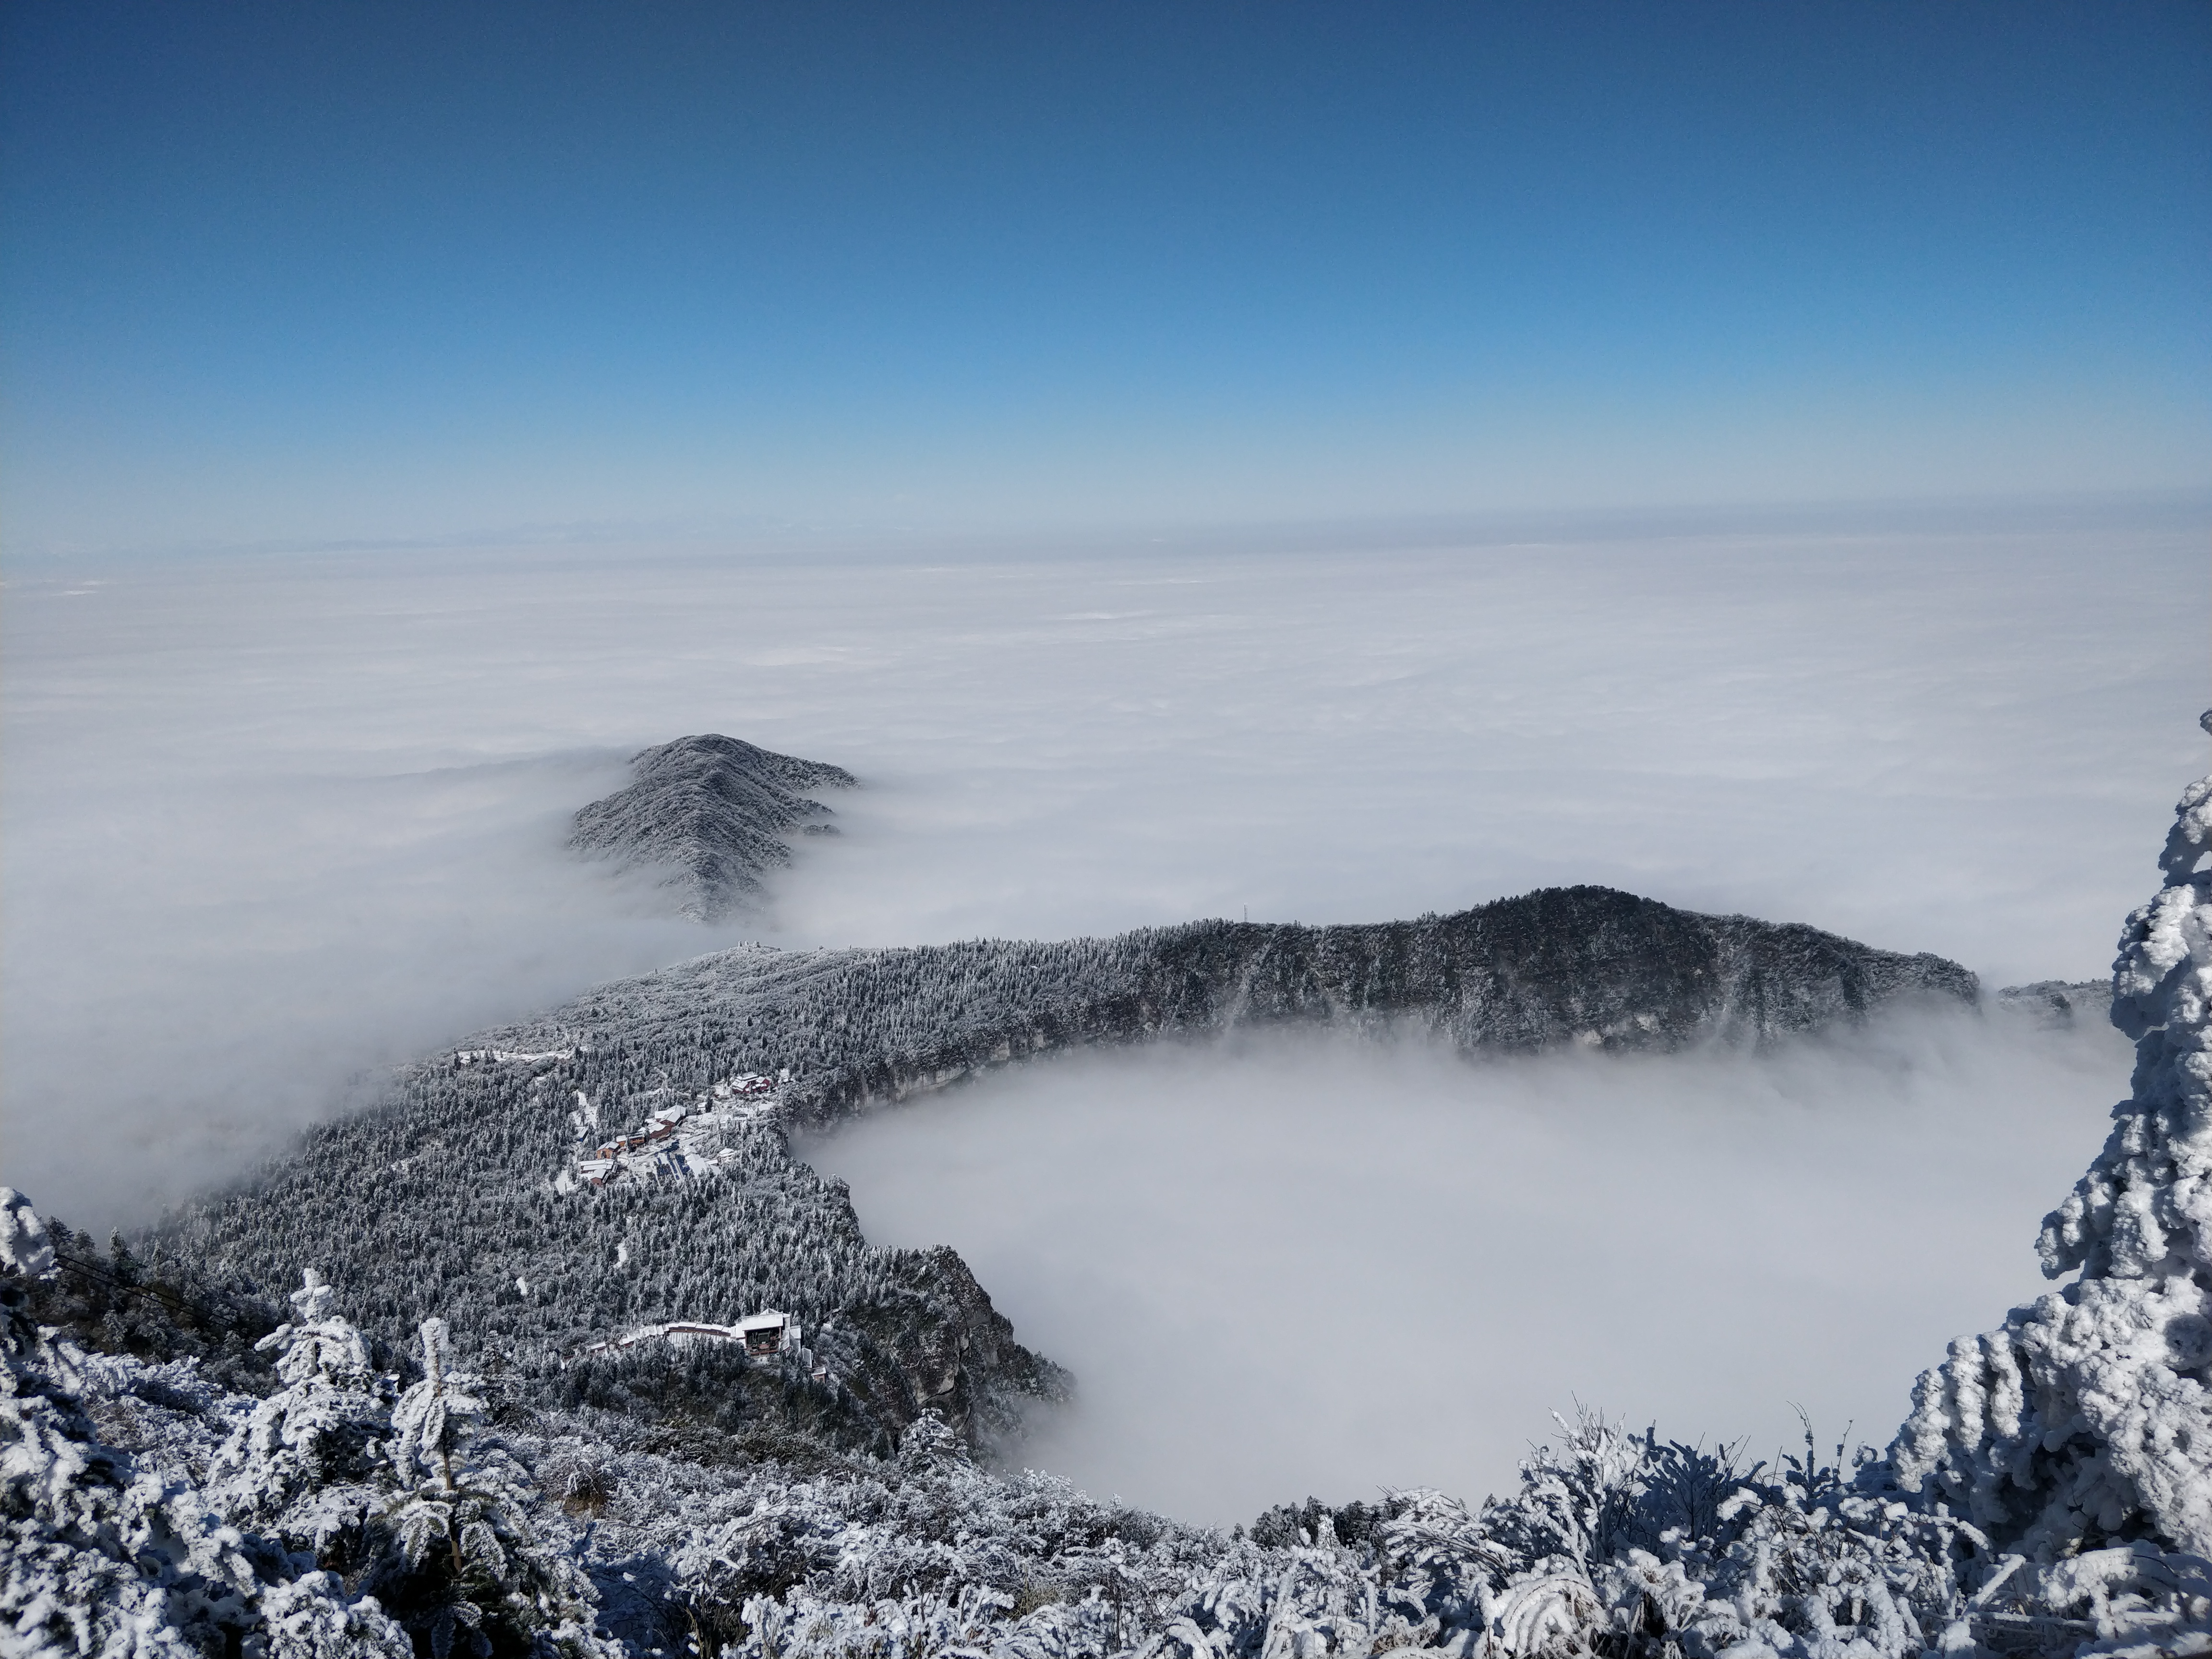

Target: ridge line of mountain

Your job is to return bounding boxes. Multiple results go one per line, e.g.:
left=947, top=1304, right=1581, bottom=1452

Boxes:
left=484, top=882, right=1978, bottom=1129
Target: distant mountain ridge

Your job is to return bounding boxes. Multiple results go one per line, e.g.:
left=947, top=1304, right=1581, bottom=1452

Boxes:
left=1993, top=977, right=2113, bottom=1028
left=570, top=733, right=856, bottom=920
left=497, top=884, right=1979, bottom=1128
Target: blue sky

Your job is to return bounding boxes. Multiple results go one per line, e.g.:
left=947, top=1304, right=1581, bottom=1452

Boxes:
left=4, top=1, right=2206, bottom=552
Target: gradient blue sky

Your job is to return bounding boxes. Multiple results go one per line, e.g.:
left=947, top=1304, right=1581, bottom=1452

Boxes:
left=4, top=1, right=2207, bottom=553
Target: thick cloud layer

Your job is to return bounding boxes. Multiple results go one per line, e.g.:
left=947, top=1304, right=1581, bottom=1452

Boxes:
left=1, top=514, right=2202, bottom=1227
left=799, top=1011, right=2135, bottom=1525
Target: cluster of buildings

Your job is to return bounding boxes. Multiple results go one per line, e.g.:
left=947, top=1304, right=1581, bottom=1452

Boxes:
left=562, top=1068, right=831, bottom=1380
left=568, top=1070, right=791, bottom=1190
left=576, top=1101, right=692, bottom=1187
left=571, top=1309, right=827, bottom=1380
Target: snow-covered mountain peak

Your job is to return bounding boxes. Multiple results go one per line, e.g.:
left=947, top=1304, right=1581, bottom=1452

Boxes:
left=570, top=733, right=857, bottom=921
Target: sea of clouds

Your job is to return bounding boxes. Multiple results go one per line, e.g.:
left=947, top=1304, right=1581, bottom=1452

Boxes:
left=3, top=513, right=2201, bottom=1226
left=0, top=505, right=2203, bottom=1512
left=797, top=1008, right=2133, bottom=1525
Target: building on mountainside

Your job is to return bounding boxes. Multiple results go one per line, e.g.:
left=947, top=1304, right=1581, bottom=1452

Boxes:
left=736, top=1310, right=795, bottom=1356
left=572, top=1309, right=819, bottom=1375
left=713, top=1071, right=783, bottom=1099
left=570, top=1074, right=789, bottom=1189
left=455, top=1046, right=579, bottom=1066
left=593, top=1105, right=686, bottom=1160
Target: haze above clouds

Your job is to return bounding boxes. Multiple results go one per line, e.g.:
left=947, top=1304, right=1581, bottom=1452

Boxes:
left=2, top=515, right=2202, bottom=1229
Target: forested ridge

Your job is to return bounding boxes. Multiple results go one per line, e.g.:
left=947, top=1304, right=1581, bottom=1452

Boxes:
left=483, top=885, right=1978, bottom=1129
left=138, top=883, right=1973, bottom=1458
left=570, top=735, right=856, bottom=921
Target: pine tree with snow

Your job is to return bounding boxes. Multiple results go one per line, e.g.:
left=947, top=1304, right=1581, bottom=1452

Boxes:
left=1889, top=715, right=2212, bottom=1563
left=388, top=1317, right=485, bottom=1501
left=0, top=1187, right=55, bottom=1281
left=368, top=1317, right=612, bottom=1659
left=216, top=1268, right=393, bottom=1551
left=0, top=1183, right=240, bottom=1656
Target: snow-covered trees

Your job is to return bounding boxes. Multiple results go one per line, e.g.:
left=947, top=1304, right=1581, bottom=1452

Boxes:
left=156, top=886, right=1966, bottom=1471
left=30, top=733, right=2212, bottom=1657
left=371, top=1317, right=609, bottom=1659
left=1891, top=724, right=2212, bottom=1566
left=0, top=1216, right=614, bottom=1659
left=19, top=1209, right=286, bottom=1396
left=510, top=737, right=2212, bottom=1659
left=0, top=1188, right=291, bottom=1659
left=216, top=1269, right=391, bottom=1548
left=1, top=1189, right=54, bottom=1280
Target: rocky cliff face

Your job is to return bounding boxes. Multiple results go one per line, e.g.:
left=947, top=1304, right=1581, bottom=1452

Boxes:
left=841, top=1246, right=1070, bottom=1452
left=570, top=734, right=856, bottom=920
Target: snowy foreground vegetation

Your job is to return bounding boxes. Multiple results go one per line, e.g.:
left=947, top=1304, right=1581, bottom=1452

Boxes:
left=8, top=766, right=2212, bottom=1654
